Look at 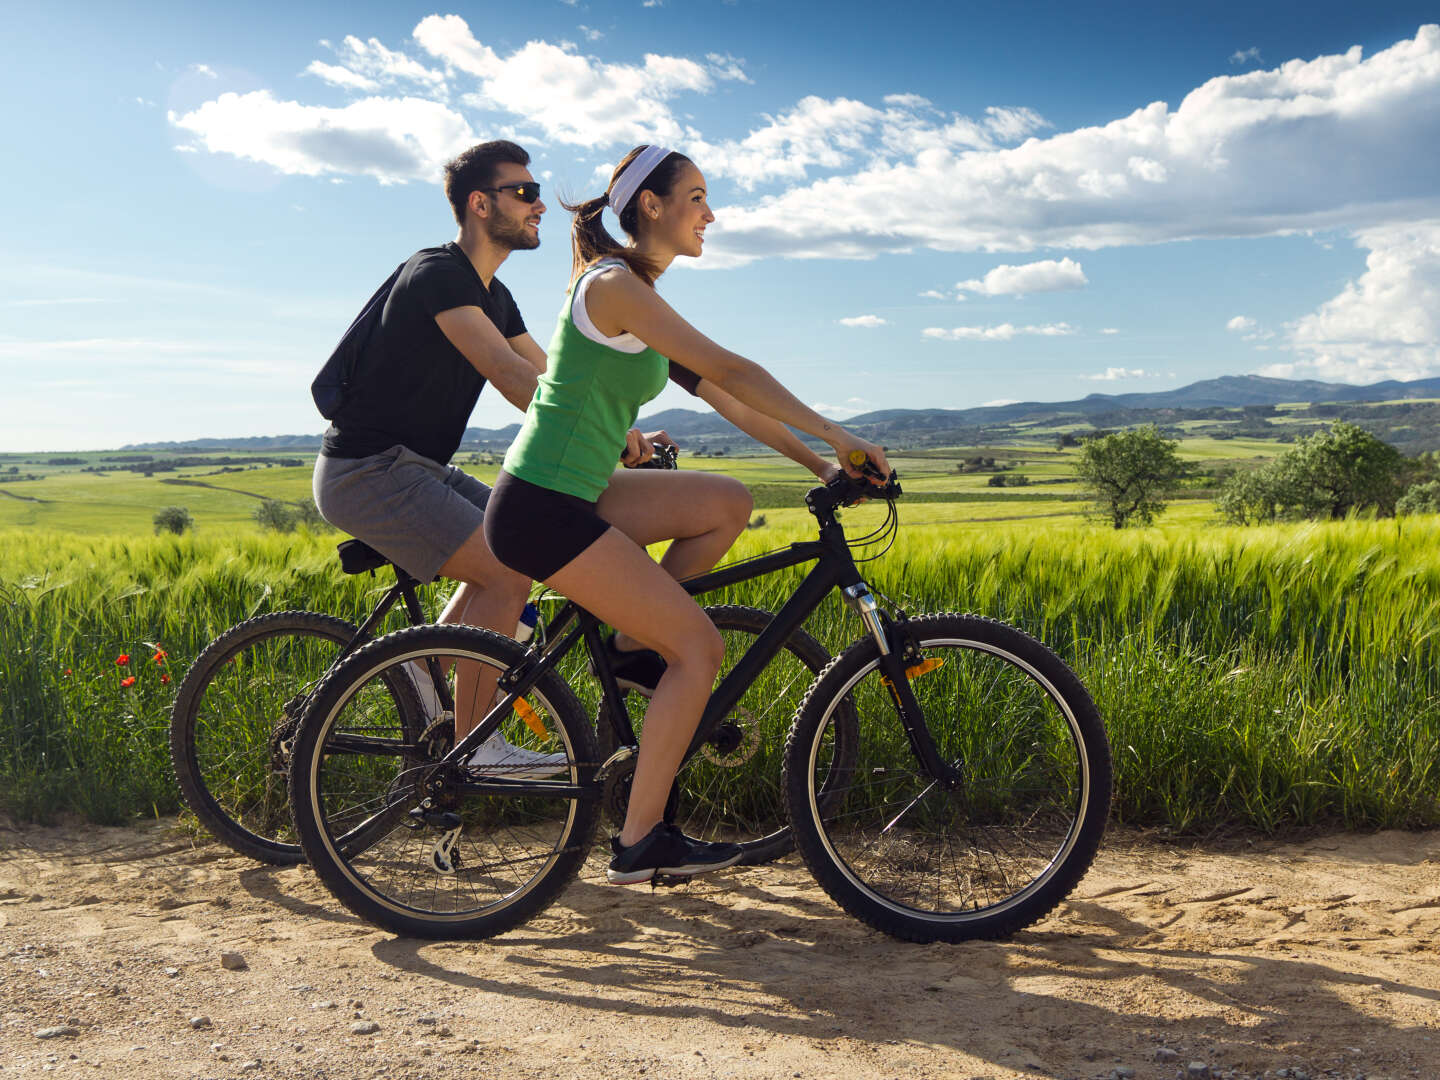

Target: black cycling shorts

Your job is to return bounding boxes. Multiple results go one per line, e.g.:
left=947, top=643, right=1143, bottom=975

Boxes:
left=484, top=470, right=612, bottom=582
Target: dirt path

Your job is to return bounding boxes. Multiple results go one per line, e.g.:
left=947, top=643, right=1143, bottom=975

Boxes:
left=2, top=821, right=1439, bottom=1079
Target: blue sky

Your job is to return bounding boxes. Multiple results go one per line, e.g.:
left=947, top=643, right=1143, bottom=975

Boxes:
left=3, top=1, right=1439, bottom=451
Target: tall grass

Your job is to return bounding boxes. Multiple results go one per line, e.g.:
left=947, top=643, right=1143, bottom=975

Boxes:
left=3, top=516, right=1439, bottom=832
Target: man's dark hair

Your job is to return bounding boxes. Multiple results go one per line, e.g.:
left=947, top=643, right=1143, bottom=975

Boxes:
left=444, top=140, right=530, bottom=224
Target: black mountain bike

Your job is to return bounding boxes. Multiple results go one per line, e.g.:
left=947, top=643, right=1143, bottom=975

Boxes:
left=170, top=464, right=833, bottom=866
left=287, top=464, right=1112, bottom=944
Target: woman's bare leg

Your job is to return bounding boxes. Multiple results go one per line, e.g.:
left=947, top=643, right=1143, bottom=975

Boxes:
left=544, top=527, right=724, bottom=846
left=595, top=469, right=750, bottom=651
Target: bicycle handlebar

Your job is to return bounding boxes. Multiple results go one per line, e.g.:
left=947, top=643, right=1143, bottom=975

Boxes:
left=806, top=461, right=903, bottom=516
left=631, top=442, right=679, bottom=470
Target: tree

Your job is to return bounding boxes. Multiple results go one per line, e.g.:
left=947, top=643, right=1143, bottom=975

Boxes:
left=253, top=500, right=297, bottom=533
left=1398, top=480, right=1440, bottom=516
left=152, top=506, right=194, bottom=535
left=1075, top=425, right=1187, bottom=528
left=1217, top=421, right=1406, bottom=524
left=1275, top=421, right=1403, bottom=519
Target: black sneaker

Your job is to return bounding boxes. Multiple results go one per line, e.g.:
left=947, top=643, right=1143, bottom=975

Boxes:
left=595, top=633, right=667, bottom=697
left=607, top=823, right=742, bottom=885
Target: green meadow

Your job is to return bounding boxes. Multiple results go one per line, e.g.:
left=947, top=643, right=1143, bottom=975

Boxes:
left=3, top=440, right=1438, bottom=835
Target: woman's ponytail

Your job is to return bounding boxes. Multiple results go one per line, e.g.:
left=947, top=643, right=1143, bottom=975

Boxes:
left=565, top=193, right=659, bottom=285
left=565, top=145, right=691, bottom=287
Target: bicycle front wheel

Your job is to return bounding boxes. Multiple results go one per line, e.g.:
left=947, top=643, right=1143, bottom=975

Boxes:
left=169, top=611, right=367, bottom=864
left=783, top=614, right=1111, bottom=943
left=290, top=625, right=599, bottom=939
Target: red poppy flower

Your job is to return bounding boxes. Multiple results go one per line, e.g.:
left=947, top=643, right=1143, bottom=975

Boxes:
left=63, top=668, right=72, bottom=676
left=153, top=649, right=168, bottom=665
left=116, top=654, right=131, bottom=666
left=160, top=673, right=171, bottom=685
left=120, top=676, right=137, bottom=688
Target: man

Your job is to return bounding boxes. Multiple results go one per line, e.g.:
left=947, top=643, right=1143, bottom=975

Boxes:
left=311, top=139, right=559, bottom=773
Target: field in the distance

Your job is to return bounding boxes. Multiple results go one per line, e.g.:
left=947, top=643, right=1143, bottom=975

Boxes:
left=0, top=435, right=1257, bottom=535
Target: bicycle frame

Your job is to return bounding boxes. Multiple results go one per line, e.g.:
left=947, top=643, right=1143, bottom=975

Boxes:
left=433, top=478, right=956, bottom=799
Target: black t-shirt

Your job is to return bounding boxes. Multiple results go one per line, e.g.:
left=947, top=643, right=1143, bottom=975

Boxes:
left=321, top=243, right=527, bottom=465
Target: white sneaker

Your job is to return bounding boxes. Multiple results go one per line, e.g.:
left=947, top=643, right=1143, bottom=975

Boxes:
left=465, top=735, right=568, bottom=779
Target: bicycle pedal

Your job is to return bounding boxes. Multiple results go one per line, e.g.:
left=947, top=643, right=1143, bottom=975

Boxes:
left=650, top=873, right=689, bottom=890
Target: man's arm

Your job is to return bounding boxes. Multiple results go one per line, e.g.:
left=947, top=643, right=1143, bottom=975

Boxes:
left=505, top=331, right=548, bottom=377
left=434, top=306, right=542, bottom=413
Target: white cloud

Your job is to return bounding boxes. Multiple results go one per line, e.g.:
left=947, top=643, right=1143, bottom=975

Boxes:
left=170, top=92, right=473, bottom=182
left=1259, top=220, right=1440, bottom=383
left=1230, top=47, right=1262, bottom=65
left=305, top=61, right=380, bottom=93
left=419, top=16, right=712, bottom=147
left=333, top=34, right=447, bottom=93
left=707, top=26, right=1440, bottom=263
left=919, top=289, right=948, bottom=300
left=1226, top=315, right=1256, bottom=332
left=1100, top=327, right=1119, bottom=335
left=1081, top=367, right=1158, bottom=381
left=578, top=26, right=604, bottom=42
left=705, top=53, right=751, bottom=83
left=923, top=323, right=1075, bottom=341
left=812, top=398, right=870, bottom=419
left=838, top=315, right=887, bottom=328
left=981, top=398, right=1020, bottom=406
left=956, top=257, right=1088, bottom=296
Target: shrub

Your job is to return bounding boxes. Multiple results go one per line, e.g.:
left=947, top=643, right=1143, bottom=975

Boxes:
left=253, top=500, right=297, bottom=533
left=152, top=506, right=194, bottom=535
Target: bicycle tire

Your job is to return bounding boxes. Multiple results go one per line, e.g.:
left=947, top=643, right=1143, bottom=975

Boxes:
left=596, top=605, right=857, bottom=867
left=169, top=611, right=370, bottom=864
left=783, top=613, right=1111, bottom=943
left=290, top=624, right=600, bottom=939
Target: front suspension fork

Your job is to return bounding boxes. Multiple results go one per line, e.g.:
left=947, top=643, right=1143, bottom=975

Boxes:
left=842, top=584, right=961, bottom=788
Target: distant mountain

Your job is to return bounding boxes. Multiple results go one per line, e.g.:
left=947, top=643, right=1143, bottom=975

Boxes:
left=118, top=373, right=1440, bottom=452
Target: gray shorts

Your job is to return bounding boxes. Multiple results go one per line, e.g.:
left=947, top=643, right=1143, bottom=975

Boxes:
left=312, top=446, right=490, bottom=582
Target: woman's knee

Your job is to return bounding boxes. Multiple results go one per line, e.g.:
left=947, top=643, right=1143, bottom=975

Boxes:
left=702, top=475, right=751, bottom=536
left=655, top=613, right=725, bottom=676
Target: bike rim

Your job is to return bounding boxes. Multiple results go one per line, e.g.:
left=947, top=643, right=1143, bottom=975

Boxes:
left=805, top=635, right=1094, bottom=924
left=305, top=646, right=583, bottom=923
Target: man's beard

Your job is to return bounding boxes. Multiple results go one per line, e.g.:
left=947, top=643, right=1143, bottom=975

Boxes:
left=486, top=211, right=539, bottom=252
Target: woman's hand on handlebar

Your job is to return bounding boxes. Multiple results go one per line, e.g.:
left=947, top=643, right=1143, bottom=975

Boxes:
left=620, top=428, right=677, bottom=467
left=831, top=432, right=890, bottom=484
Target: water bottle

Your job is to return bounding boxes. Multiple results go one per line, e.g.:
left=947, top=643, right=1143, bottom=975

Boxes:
left=515, top=601, right=541, bottom=643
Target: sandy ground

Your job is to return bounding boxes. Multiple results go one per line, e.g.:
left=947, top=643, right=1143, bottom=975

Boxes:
left=2, top=821, right=1439, bottom=1080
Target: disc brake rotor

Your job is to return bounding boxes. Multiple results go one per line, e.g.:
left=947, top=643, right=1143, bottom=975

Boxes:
left=700, top=706, right=761, bottom=768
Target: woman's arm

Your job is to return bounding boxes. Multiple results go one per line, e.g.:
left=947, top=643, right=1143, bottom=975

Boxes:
left=696, top=380, right=839, bottom=481
left=587, top=272, right=890, bottom=477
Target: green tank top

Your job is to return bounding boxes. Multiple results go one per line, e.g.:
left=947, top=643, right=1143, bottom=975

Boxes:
left=503, top=262, right=669, bottom=501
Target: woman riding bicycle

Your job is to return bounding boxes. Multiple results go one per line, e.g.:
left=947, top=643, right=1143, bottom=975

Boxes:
left=483, top=144, right=888, bottom=884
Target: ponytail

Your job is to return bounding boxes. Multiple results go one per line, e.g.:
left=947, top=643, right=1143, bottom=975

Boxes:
left=565, top=146, right=693, bottom=287
left=564, top=193, right=659, bottom=286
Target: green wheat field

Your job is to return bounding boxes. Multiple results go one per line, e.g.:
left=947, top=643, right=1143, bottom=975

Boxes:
left=2, top=445, right=1437, bottom=834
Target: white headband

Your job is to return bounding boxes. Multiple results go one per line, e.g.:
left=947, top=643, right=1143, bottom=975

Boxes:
left=607, top=144, right=676, bottom=215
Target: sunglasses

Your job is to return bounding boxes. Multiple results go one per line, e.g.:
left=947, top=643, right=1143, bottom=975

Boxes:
left=482, top=182, right=542, bottom=204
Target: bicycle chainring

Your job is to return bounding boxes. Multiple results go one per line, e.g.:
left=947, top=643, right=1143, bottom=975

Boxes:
left=601, top=752, right=680, bottom=831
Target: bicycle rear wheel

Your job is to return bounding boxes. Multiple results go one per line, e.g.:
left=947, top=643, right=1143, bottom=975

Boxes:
left=169, top=611, right=379, bottom=864
left=596, top=605, right=856, bottom=866
left=783, top=613, right=1111, bottom=943
left=289, top=624, right=599, bottom=939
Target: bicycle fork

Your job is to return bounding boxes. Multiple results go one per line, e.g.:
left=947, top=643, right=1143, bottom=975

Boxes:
left=842, top=584, right=961, bottom=789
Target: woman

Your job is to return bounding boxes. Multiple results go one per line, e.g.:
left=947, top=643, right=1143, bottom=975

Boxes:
left=484, top=144, right=889, bottom=885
